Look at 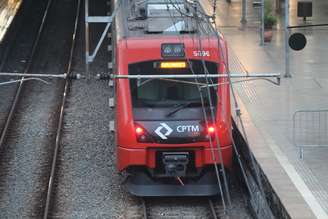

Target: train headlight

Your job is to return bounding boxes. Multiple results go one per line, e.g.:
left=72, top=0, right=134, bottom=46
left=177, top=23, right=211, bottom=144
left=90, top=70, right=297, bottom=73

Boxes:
left=135, top=125, right=152, bottom=143
left=135, top=127, right=144, bottom=135
left=161, top=43, right=185, bottom=58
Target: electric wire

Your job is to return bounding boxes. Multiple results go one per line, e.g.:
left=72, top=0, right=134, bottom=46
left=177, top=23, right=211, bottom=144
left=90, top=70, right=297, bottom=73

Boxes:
left=167, top=0, right=213, bottom=21
left=168, top=0, right=233, bottom=208
left=186, top=1, right=275, bottom=216
left=193, top=2, right=232, bottom=207
left=204, top=1, right=274, bottom=216
left=226, top=52, right=274, bottom=218
left=165, top=0, right=230, bottom=212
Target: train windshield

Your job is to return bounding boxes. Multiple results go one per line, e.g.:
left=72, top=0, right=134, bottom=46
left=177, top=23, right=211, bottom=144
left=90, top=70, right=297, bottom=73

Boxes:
left=129, top=60, right=218, bottom=108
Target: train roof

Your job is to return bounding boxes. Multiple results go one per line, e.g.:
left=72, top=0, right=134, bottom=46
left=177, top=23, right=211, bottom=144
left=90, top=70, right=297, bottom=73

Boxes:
left=115, top=0, right=218, bottom=38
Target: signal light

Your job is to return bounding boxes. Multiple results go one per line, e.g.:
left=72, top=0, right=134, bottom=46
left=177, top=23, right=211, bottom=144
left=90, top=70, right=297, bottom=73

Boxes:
left=135, top=127, right=144, bottom=135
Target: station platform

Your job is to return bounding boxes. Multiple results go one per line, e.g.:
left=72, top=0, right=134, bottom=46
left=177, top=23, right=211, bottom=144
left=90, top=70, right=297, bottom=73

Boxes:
left=0, top=0, right=21, bottom=42
left=202, top=0, right=328, bottom=218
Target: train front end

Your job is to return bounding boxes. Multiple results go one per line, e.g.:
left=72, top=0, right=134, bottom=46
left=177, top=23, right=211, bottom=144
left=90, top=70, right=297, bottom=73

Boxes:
left=115, top=36, right=232, bottom=196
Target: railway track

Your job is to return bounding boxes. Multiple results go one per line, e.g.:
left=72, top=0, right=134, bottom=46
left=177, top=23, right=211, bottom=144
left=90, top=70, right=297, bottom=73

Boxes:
left=139, top=197, right=228, bottom=219
left=43, top=0, right=81, bottom=218
left=0, top=0, right=53, bottom=148
left=0, top=0, right=81, bottom=217
left=120, top=171, right=253, bottom=219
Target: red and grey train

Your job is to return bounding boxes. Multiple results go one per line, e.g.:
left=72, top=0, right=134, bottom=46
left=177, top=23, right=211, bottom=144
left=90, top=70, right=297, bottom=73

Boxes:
left=111, top=0, right=232, bottom=196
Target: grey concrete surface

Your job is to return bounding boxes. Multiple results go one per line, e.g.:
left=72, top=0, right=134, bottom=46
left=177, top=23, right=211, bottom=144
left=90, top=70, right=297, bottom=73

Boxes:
left=204, top=0, right=328, bottom=218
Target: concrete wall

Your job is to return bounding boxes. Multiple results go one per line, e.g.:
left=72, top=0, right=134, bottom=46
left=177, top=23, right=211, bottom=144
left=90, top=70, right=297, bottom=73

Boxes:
left=233, top=122, right=291, bottom=219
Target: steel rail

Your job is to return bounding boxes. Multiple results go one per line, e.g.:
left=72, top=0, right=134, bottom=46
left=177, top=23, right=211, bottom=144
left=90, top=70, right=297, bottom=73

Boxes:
left=208, top=199, right=227, bottom=219
left=42, top=0, right=81, bottom=218
left=142, top=198, right=148, bottom=219
left=0, top=0, right=54, bottom=147
left=141, top=198, right=229, bottom=219
left=143, top=197, right=225, bottom=219
left=208, top=199, right=219, bottom=219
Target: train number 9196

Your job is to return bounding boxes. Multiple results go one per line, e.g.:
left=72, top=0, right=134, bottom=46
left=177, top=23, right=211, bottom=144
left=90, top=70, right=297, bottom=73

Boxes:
left=193, top=50, right=210, bottom=57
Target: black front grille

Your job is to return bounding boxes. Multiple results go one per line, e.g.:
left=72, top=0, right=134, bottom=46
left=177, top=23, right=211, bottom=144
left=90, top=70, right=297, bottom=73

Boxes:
left=154, top=149, right=197, bottom=177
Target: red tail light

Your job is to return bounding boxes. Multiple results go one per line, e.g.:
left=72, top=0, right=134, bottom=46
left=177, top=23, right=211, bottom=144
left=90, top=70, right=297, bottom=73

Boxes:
left=206, top=125, right=216, bottom=141
left=207, top=126, right=215, bottom=134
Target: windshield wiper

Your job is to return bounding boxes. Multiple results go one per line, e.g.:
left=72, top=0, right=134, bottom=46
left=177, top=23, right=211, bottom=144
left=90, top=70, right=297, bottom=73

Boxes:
left=165, top=101, right=197, bottom=117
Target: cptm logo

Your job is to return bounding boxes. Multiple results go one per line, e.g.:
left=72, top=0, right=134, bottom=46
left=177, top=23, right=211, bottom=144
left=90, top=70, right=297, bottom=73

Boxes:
left=155, top=123, right=173, bottom=140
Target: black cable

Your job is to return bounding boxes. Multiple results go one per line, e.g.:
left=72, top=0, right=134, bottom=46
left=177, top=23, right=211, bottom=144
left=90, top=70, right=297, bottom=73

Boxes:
left=209, top=10, right=275, bottom=217
left=168, top=0, right=212, bottom=21
left=193, top=3, right=232, bottom=207
left=165, top=0, right=230, bottom=211
left=191, top=2, right=275, bottom=216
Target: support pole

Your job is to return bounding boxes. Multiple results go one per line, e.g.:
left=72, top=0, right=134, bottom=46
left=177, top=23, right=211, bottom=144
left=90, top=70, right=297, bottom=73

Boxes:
left=112, top=73, right=281, bottom=79
left=84, top=0, right=115, bottom=78
left=284, top=0, right=291, bottom=77
left=241, top=0, right=247, bottom=24
left=0, top=72, right=67, bottom=78
left=85, top=0, right=90, bottom=78
left=260, top=0, right=264, bottom=45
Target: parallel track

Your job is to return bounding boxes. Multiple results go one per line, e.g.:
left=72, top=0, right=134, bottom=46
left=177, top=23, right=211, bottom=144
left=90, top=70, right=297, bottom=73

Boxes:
left=0, top=0, right=82, bottom=217
left=42, top=0, right=81, bottom=218
left=0, top=0, right=53, bottom=148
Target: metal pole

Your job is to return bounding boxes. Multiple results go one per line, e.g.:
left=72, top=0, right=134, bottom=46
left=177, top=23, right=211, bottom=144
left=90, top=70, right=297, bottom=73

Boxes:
left=241, top=0, right=247, bottom=24
left=284, top=0, right=291, bottom=77
left=260, top=0, right=264, bottom=45
left=0, top=72, right=67, bottom=78
left=111, top=73, right=281, bottom=79
left=85, top=0, right=90, bottom=78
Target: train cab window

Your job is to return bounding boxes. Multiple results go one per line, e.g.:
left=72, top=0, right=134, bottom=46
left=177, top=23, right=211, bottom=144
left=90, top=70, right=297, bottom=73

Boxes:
left=129, top=60, right=218, bottom=108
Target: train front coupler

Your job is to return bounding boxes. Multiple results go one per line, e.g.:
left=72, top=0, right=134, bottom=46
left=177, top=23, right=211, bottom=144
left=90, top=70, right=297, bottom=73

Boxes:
left=162, top=152, right=189, bottom=177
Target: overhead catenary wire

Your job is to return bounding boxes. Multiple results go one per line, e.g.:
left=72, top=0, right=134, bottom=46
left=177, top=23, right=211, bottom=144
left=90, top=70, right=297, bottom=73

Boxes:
left=182, top=1, right=274, bottom=216
left=163, top=0, right=275, bottom=213
left=166, top=0, right=227, bottom=207
left=167, top=0, right=213, bottom=21
left=192, top=1, right=232, bottom=207
left=164, top=0, right=230, bottom=212
left=227, top=64, right=275, bottom=219
left=169, top=0, right=233, bottom=207
left=0, top=78, right=50, bottom=86
left=201, top=1, right=274, bottom=217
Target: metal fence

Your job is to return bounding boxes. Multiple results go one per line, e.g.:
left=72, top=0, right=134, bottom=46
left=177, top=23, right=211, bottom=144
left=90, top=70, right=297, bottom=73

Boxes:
left=293, top=110, right=328, bottom=159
